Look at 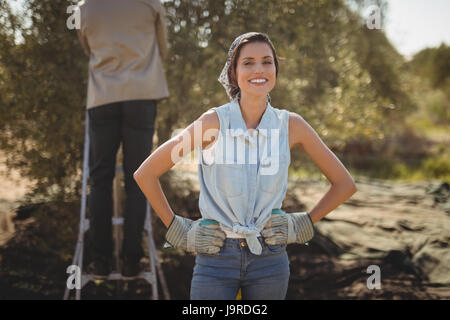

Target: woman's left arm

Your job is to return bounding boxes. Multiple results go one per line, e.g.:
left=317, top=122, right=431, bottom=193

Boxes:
left=289, top=112, right=357, bottom=224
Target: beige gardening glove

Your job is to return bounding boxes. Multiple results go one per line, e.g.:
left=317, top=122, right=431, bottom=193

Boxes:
left=261, top=209, right=314, bottom=246
left=164, top=215, right=226, bottom=255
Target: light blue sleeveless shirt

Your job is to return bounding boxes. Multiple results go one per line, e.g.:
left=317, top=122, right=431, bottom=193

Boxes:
left=197, top=99, right=291, bottom=255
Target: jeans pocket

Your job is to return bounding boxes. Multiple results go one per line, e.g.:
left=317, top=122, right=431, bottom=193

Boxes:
left=265, top=243, right=286, bottom=254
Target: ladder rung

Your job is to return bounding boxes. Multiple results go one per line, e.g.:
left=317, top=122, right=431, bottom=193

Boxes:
left=82, top=272, right=156, bottom=282
left=83, top=218, right=124, bottom=232
left=112, top=217, right=123, bottom=225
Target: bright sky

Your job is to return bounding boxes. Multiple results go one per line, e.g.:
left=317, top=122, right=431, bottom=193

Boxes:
left=6, top=0, right=450, bottom=58
left=384, top=0, right=450, bottom=58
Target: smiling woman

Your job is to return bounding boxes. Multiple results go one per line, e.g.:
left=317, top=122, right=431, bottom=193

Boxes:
left=134, top=31, right=357, bottom=301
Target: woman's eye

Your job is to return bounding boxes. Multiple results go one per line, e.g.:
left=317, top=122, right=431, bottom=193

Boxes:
left=243, top=61, right=272, bottom=65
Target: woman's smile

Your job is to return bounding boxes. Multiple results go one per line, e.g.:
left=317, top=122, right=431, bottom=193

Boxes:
left=249, top=77, right=268, bottom=86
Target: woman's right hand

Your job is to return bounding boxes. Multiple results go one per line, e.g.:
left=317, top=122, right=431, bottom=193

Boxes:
left=164, top=215, right=226, bottom=255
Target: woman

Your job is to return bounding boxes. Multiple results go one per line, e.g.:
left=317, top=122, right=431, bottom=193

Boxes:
left=133, top=32, right=357, bottom=299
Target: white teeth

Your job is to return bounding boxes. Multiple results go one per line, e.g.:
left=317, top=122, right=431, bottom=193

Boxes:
left=250, top=79, right=267, bottom=83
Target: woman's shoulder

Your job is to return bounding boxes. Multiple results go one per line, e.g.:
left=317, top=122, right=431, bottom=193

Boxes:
left=271, top=105, right=305, bottom=123
left=198, top=102, right=235, bottom=151
left=286, top=110, right=308, bottom=125
left=286, top=109, right=309, bottom=130
left=270, top=106, right=310, bottom=141
left=199, top=109, right=220, bottom=131
left=213, top=101, right=234, bottom=115
left=287, top=110, right=318, bottom=148
left=200, top=101, right=234, bottom=128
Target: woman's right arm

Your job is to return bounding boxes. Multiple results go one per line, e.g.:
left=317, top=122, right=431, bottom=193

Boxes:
left=133, top=110, right=219, bottom=228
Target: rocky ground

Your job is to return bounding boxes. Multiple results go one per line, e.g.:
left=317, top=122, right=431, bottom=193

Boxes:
left=283, top=175, right=450, bottom=299
left=162, top=168, right=450, bottom=300
left=0, top=156, right=449, bottom=299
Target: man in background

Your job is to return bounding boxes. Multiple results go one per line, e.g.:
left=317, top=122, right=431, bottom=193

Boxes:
left=77, top=0, right=169, bottom=279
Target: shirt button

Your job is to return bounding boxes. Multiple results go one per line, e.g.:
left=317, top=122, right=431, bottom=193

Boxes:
left=240, top=241, right=246, bottom=247
left=261, top=158, right=271, bottom=166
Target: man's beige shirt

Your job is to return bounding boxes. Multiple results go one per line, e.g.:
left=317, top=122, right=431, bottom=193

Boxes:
left=77, top=0, right=169, bottom=109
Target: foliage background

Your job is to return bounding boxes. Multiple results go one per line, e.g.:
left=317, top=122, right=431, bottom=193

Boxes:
left=0, top=0, right=448, bottom=298
left=0, top=0, right=448, bottom=203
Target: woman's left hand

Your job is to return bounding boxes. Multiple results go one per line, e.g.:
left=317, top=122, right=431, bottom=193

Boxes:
left=261, top=210, right=314, bottom=246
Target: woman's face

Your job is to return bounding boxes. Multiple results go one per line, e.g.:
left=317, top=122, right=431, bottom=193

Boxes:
left=235, top=41, right=276, bottom=100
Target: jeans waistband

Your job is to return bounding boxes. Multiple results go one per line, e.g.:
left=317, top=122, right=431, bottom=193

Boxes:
left=224, top=229, right=261, bottom=239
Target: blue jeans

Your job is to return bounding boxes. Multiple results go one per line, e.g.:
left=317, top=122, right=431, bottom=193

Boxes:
left=87, top=100, right=157, bottom=264
left=190, top=237, right=290, bottom=300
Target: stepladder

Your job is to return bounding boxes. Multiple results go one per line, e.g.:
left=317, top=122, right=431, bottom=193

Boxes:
left=64, top=111, right=170, bottom=300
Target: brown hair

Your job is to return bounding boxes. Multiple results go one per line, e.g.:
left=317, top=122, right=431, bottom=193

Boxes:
left=227, top=33, right=279, bottom=99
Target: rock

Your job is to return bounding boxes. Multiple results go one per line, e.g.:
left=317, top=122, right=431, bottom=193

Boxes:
left=427, top=181, right=450, bottom=213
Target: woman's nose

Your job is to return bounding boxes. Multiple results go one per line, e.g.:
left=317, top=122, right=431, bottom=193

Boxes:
left=253, top=65, right=264, bottom=74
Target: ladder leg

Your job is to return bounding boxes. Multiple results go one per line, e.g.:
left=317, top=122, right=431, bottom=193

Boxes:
left=113, top=162, right=123, bottom=298
left=76, top=243, right=84, bottom=300
left=145, top=202, right=158, bottom=299
left=66, top=111, right=170, bottom=299
left=146, top=202, right=170, bottom=299
left=77, top=111, right=90, bottom=300
left=150, top=232, right=170, bottom=299
left=64, top=111, right=90, bottom=300
left=64, top=239, right=79, bottom=300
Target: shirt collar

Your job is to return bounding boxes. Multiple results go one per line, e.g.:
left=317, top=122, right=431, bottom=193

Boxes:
left=229, top=99, right=275, bottom=138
